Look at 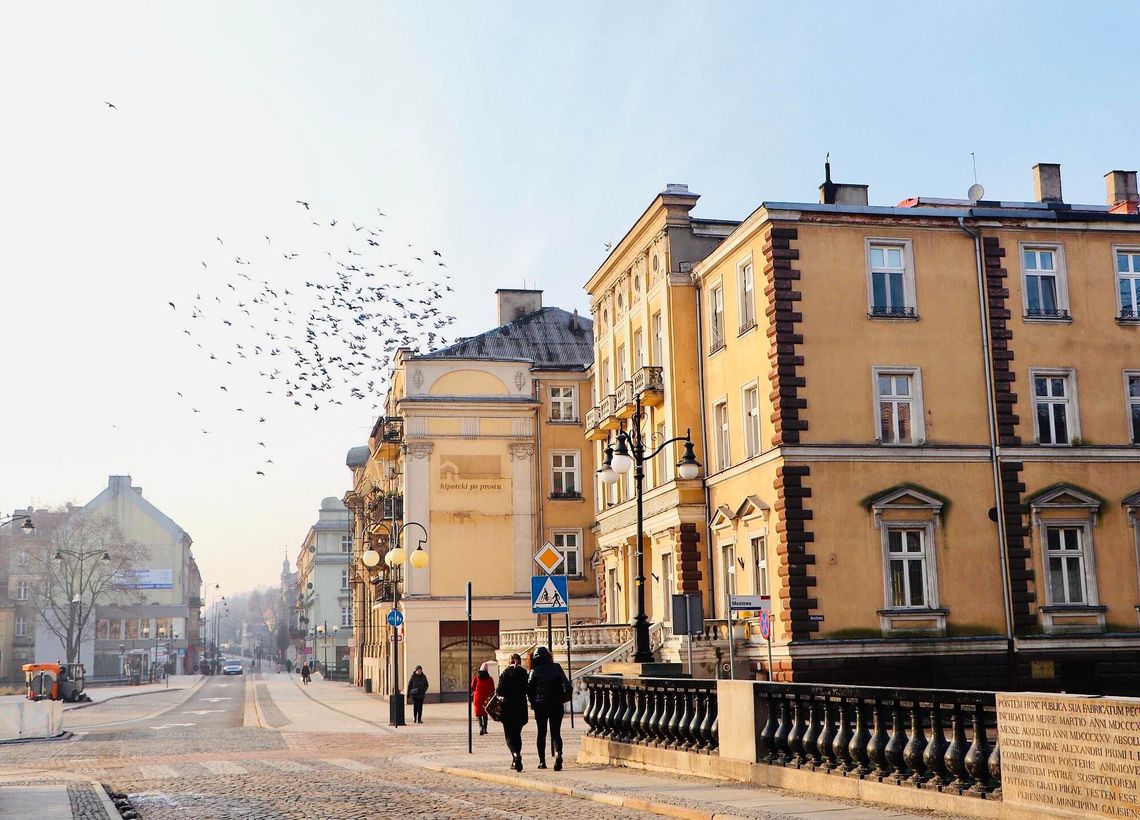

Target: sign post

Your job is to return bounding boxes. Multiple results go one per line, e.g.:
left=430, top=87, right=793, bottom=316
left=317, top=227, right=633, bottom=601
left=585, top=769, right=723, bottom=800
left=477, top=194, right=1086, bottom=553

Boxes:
left=564, top=559, right=574, bottom=728
left=671, top=593, right=704, bottom=675
left=727, top=594, right=773, bottom=680
left=466, top=581, right=472, bottom=755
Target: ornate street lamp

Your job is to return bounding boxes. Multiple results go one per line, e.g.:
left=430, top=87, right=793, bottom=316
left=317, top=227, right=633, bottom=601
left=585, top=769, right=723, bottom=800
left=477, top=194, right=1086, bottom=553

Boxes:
left=600, top=393, right=701, bottom=663
left=0, top=514, right=35, bottom=534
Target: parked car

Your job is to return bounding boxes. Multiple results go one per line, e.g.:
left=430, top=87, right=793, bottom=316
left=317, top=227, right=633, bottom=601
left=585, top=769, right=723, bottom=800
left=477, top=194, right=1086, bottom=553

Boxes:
left=222, top=659, right=244, bottom=676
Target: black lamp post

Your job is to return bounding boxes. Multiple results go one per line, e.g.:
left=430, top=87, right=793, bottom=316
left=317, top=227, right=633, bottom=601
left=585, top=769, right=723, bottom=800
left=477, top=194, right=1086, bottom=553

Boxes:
left=599, top=394, right=701, bottom=663
left=54, top=548, right=111, bottom=665
left=0, top=514, right=35, bottom=534
left=360, top=520, right=428, bottom=728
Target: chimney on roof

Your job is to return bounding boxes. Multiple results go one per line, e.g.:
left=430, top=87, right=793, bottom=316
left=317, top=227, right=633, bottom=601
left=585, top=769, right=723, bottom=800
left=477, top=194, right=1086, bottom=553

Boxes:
left=1106, top=170, right=1139, bottom=215
left=108, top=475, right=132, bottom=492
left=496, top=288, right=542, bottom=326
left=819, top=158, right=869, bottom=206
left=1032, top=163, right=1064, bottom=203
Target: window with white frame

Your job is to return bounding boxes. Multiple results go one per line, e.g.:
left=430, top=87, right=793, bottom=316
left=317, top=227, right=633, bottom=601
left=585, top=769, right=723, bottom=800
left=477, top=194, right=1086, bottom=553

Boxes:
left=1117, top=248, right=1140, bottom=320
left=1021, top=245, right=1069, bottom=319
left=606, top=567, right=619, bottom=621
left=551, top=451, right=580, bottom=496
left=341, top=607, right=352, bottom=628
left=1128, top=372, right=1140, bottom=445
left=1045, top=526, right=1088, bottom=604
left=743, top=384, right=761, bottom=457
left=652, top=312, right=664, bottom=366
left=617, top=344, right=628, bottom=383
left=1032, top=370, right=1078, bottom=446
left=721, top=543, right=736, bottom=617
left=15, top=616, right=26, bottom=637
left=17, top=551, right=28, bottom=566
left=552, top=530, right=582, bottom=576
left=867, top=240, right=916, bottom=317
left=873, top=367, right=923, bottom=445
left=710, top=284, right=725, bottom=350
left=16, top=580, right=28, bottom=601
left=661, top=552, right=675, bottom=612
left=752, top=535, right=769, bottom=597
left=885, top=528, right=930, bottom=608
left=633, top=329, right=644, bottom=370
left=655, top=422, right=669, bottom=485
left=713, top=401, right=730, bottom=470
left=340, top=534, right=353, bottom=554
left=738, top=258, right=756, bottom=331
left=549, top=385, right=576, bottom=421
left=340, top=569, right=350, bottom=590
left=601, top=359, right=611, bottom=396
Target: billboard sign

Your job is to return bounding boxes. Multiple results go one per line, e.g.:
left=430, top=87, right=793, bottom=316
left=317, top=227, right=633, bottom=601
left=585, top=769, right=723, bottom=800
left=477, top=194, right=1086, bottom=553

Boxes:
left=114, top=569, right=174, bottom=590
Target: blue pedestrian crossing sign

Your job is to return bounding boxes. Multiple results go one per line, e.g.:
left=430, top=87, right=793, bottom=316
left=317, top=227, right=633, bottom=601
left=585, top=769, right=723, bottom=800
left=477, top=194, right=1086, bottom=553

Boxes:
left=386, top=609, right=405, bottom=628
left=531, top=574, right=568, bottom=614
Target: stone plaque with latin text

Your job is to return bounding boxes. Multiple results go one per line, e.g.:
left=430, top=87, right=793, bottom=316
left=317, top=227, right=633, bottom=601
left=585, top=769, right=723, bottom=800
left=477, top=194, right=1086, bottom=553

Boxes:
left=997, top=692, right=1140, bottom=818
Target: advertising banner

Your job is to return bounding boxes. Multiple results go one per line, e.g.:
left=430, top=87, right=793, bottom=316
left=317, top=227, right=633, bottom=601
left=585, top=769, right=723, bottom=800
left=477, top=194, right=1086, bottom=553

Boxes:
left=114, top=569, right=174, bottom=590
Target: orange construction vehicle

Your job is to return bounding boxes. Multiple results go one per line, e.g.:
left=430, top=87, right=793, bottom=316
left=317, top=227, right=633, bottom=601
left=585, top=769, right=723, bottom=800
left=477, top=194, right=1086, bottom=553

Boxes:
left=22, top=662, right=90, bottom=703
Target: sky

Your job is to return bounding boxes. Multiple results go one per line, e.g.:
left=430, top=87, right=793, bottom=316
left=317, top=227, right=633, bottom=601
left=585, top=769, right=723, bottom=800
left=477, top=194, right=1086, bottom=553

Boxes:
left=2, top=2, right=1137, bottom=595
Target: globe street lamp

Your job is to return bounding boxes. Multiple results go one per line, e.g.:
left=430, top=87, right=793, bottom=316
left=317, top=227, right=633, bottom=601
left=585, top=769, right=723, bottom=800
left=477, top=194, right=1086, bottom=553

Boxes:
left=600, top=393, right=702, bottom=663
left=360, top=520, right=428, bottom=727
left=0, top=514, right=35, bottom=535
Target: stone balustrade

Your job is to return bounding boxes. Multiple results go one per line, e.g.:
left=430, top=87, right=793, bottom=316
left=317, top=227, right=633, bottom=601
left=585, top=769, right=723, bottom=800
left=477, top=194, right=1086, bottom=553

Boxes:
left=583, top=675, right=719, bottom=753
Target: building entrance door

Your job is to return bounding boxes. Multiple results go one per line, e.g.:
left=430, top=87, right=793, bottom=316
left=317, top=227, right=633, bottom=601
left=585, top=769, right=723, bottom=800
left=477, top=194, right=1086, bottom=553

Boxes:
left=439, top=620, right=499, bottom=700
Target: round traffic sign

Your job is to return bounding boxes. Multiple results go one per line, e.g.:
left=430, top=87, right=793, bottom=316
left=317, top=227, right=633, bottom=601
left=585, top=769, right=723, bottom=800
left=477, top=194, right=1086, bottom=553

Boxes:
left=758, top=609, right=771, bottom=640
left=386, top=609, right=404, bottom=628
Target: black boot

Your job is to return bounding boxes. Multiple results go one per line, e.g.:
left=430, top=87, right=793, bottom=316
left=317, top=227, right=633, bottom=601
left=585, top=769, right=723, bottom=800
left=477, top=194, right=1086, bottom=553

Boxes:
left=537, top=755, right=547, bottom=769
left=554, top=753, right=563, bottom=771
left=513, top=754, right=523, bottom=772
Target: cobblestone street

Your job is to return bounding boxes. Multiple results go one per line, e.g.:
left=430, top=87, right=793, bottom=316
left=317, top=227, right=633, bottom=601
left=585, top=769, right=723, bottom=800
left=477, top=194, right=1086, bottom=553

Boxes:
left=0, top=673, right=962, bottom=819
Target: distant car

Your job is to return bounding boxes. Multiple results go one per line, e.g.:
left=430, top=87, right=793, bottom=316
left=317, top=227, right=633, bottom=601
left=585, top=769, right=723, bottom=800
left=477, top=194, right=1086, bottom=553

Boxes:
left=222, top=660, right=244, bottom=676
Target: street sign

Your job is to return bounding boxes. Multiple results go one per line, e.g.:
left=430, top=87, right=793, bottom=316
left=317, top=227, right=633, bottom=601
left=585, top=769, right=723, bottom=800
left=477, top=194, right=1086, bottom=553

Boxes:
left=386, top=609, right=405, bottom=628
left=533, top=542, right=565, bottom=575
left=531, top=574, right=569, bottom=614
left=758, top=609, right=771, bottom=640
left=671, top=593, right=704, bottom=637
left=178, top=647, right=186, bottom=657
left=729, top=594, right=771, bottom=612
left=390, top=629, right=404, bottom=642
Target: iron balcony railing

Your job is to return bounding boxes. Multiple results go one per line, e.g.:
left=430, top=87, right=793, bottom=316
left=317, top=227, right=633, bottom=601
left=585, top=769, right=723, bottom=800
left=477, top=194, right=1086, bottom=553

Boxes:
left=583, top=675, right=719, bottom=754
left=869, top=305, right=917, bottom=318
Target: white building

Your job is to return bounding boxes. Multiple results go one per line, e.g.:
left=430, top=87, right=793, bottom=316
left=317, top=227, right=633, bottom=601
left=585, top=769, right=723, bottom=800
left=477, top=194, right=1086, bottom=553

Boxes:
left=296, top=497, right=353, bottom=675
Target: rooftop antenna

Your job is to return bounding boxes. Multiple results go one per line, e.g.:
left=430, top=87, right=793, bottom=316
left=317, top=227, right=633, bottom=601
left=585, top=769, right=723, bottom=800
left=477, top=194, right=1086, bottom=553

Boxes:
left=821, top=152, right=838, bottom=204
left=968, top=152, right=985, bottom=202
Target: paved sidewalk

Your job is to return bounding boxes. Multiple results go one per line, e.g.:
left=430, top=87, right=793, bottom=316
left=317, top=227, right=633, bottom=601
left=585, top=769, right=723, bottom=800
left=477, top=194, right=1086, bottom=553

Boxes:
left=260, top=672, right=963, bottom=820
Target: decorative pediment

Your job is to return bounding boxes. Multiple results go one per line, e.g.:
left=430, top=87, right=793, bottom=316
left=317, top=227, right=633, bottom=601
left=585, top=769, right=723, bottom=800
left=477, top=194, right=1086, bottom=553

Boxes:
left=1026, top=483, right=1104, bottom=514
left=735, top=495, right=771, bottom=521
left=866, top=484, right=946, bottom=529
left=1124, top=492, right=1140, bottom=527
left=709, top=504, right=736, bottom=530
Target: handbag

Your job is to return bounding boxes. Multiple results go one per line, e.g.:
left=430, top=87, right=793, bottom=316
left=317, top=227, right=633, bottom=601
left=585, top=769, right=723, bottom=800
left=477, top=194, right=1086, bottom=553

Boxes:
left=560, top=670, right=573, bottom=704
left=485, top=693, right=504, bottom=722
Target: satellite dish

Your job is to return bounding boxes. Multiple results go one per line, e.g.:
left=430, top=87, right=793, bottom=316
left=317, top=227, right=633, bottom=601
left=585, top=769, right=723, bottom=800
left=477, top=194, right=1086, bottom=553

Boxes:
left=968, top=183, right=985, bottom=202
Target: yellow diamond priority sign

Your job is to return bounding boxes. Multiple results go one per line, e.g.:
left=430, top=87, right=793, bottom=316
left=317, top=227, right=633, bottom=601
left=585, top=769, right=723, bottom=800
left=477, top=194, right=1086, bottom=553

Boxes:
left=533, top=541, right=564, bottom=575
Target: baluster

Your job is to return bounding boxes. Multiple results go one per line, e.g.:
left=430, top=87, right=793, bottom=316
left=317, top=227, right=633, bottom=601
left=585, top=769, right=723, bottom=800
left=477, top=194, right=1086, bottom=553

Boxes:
left=584, top=681, right=599, bottom=735
left=965, top=702, right=992, bottom=795
left=802, top=698, right=822, bottom=767
left=945, top=703, right=971, bottom=792
left=867, top=700, right=891, bottom=779
left=658, top=691, right=677, bottom=747
left=595, top=684, right=609, bottom=737
left=758, top=690, right=778, bottom=763
left=922, top=701, right=950, bottom=788
left=612, top=686, right=628, bottom=741
left=622, top=688, right=637, bottom=742
left=668, top=689, right=686, bottom=748
left=848, top=700, right=871, bottom=777
left=646, top=686, right=664, bottom=745
left=904, top=700, right=928, bottom=785
left=605, top=682, right=622, bottom=739
left=832, top=700, right=854, bottom=773
left=818, top=698, right=838, bottom=771
left=640, top=685, right=656, bottom=741
left=884, top=700, right=909, bottom=782
left=773, top=697, right=792, bottom=765
left=988, top=738, right=1002, bottom=799
left=706, top=690, right=719, bottom=751
left=630, top=687, right=647, bottom=743
left=687, top=690, right=707, bottom=751
left=674, top=689, right=693, bottom=749
left=788, top=695, right=807, bottom=766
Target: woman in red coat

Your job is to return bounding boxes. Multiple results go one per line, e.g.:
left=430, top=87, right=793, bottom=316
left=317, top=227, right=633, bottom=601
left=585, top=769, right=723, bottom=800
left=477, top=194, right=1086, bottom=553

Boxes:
left=471, top=661, right=496, bottom=735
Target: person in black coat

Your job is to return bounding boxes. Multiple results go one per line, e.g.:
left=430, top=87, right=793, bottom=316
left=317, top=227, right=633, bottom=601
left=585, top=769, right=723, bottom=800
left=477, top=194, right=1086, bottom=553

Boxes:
left=496, top=653, right=529, bottom=771
left=407, top=666, right=429, bottom=723
left=527, top=646, right=570, bottom=770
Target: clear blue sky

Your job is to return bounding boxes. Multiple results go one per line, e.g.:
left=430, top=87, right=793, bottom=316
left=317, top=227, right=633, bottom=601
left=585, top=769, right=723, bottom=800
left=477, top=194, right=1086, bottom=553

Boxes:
left=2, top=3, right=1136, bottom=594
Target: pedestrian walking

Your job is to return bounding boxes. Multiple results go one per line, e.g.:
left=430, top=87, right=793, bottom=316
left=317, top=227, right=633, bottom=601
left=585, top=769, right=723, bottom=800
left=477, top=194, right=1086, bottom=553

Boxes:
left=470, top=661, right=495, bottom=735
left=301, top=662, right=312, bottom=685
left=527, top=646, right=572, bottom=771
left=407, top=665, right=429, bottom=723
left=496, top=653, right=529, bottom=771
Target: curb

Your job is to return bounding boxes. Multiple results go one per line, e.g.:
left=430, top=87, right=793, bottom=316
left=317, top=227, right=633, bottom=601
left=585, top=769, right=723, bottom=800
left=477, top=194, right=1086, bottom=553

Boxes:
left=413, top=759, right=749, bottom=820
left=66, top=686, right=185, bottom=712
left=243, top=674, right=263, bottom=728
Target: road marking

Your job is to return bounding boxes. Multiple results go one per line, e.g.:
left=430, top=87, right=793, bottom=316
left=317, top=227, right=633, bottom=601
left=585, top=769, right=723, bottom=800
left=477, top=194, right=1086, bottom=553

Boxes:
left=324, top=758, right=374, bottom=772
left=200, top=697, right=232, bottom=703
left=264, top=760, right=313, bottom=772
left=150, top=723, right=196, bottom=730
left=182, top=709, right=225, bottom=715
left=138, top=764, right=180, bottom=779
left=199, top=760, right=248, bottom=775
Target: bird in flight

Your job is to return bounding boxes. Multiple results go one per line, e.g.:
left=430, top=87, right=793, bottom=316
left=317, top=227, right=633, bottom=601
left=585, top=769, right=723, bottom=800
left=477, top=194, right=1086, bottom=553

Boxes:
left=104, top=101, right=117, bottom=109
left=256, top=471, right=266, bottom=476
left=296, top=200, right=310, bottom=210
left=168, top=301, right=176, bottom=310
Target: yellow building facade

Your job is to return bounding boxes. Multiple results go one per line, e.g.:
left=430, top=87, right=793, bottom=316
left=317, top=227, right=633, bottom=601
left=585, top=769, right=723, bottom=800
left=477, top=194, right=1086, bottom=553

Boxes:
left=346, top=290, right=597, bottom=701
left=688, top=163, right=1140, bottom=693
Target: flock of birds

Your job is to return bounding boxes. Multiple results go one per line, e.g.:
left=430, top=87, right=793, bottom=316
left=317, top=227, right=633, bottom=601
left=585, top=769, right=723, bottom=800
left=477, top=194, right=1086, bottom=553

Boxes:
left=169, top=201, right=457, bottom=476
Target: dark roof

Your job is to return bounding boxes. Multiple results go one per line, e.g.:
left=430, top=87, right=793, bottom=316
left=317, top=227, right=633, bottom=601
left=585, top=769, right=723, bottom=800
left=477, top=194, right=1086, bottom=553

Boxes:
left=422, top=307, right=593, bottom=371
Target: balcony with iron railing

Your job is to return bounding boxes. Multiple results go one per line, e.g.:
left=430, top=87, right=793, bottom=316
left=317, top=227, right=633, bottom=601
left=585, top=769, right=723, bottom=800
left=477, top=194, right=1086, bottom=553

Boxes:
left=632, top=366, right=664, bottom=406
left=598, top=394, right=619, bottom=430
left=615, top=380, right=635, bottom=419
left=584, top=406, right=606, bottom=440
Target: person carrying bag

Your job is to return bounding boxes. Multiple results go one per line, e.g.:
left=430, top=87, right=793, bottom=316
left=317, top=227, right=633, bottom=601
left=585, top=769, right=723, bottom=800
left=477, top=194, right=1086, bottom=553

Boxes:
left=495, top=652, right=528, bottom=771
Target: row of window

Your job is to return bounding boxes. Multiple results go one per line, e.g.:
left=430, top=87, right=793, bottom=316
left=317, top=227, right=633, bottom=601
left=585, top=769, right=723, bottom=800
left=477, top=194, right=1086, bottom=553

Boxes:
left=710, top=366, right=1140, bottom=460
left=706, top=243, right=1140, bottom=347
left=596, top=312, right=665, bottom=400
left=595, top=254, right=662, bottom=333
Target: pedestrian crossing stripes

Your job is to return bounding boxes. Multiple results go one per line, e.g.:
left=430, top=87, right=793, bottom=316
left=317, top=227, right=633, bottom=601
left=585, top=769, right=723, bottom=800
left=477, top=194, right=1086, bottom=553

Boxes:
left=324, top=758, right=375, bottom=772
left=198, top=761, right=249, bottom=775
left=138, top=765, right=179, bottom=780
left=263, top=760, right=313, bottom=772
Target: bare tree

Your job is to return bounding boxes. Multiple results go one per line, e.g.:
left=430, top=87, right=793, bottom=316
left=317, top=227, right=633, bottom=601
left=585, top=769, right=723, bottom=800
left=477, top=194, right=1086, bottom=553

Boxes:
left=30, top=514, right=149, bottom=665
